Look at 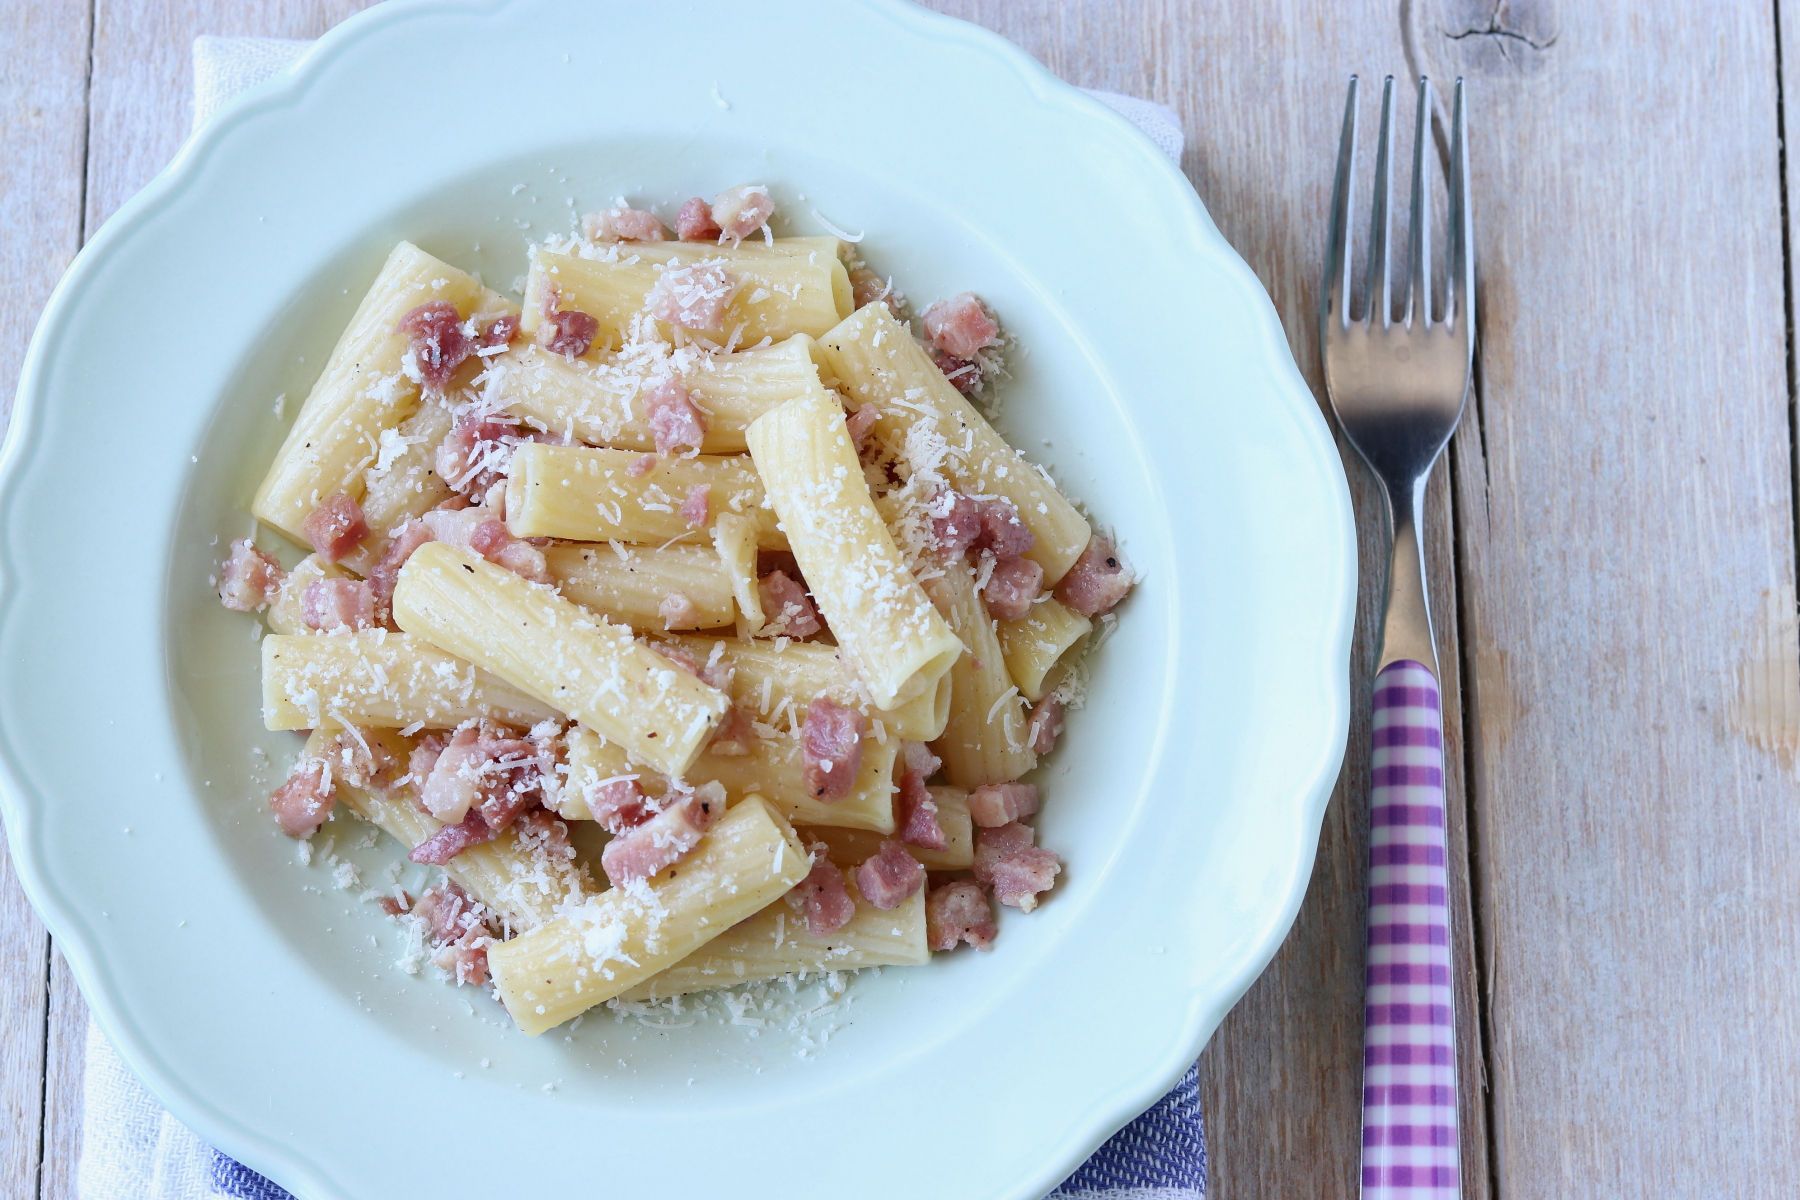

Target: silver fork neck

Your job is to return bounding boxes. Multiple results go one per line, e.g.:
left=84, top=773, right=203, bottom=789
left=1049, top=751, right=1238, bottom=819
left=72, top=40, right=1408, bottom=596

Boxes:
left=1375, top=470, right=1439, bottom=675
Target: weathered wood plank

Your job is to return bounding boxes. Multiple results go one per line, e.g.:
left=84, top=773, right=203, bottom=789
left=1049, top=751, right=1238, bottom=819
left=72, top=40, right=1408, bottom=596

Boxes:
left=1420, top=0, right=1800, bottom=1194
left=0, top=0, right=94, bottom=1192
left=918, top=5, right=1489, bottom=1197
left=37, top=957, right=85, bottom=1200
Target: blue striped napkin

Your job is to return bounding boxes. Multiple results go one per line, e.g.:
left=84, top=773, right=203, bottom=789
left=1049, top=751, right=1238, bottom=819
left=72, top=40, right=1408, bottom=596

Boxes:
left=73, top=33, right=1207, bottom=1200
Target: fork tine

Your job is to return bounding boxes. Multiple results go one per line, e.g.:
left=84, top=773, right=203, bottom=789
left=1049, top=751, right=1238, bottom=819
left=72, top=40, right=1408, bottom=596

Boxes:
left=1322, top=76, right=1359, bottom=329
left=1406, top=76, right=1433, bottom=326
left=1367, top=77, right=1396, bottom=326
left=1447, top=78, right=1474, bottom=331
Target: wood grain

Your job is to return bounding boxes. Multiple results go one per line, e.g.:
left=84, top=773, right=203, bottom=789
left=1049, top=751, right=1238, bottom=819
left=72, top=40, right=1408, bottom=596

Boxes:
left=1419, top=0, right=1800, bottom=1194
left=0, top=0, right=92, bottom=1192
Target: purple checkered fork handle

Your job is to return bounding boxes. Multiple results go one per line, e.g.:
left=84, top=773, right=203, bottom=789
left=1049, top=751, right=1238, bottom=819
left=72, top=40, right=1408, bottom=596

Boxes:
left=1363, top=662, right=1458, bottom=1195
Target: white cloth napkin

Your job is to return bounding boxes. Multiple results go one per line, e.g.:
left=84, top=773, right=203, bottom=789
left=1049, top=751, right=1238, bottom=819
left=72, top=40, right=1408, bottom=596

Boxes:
left=78, top=33, right=1199, bottom=1200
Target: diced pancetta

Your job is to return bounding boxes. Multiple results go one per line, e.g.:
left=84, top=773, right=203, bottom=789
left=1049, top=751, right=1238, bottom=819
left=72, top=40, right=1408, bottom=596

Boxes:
left=218, top=539, right=285, bottom=612
left=895, top=768, right=946, bottom=851
left=932, top=349, right=983, bottom=395
left=411, top=880, right=497, bottom=986
left=367, top=518, right=435, bottom=621
left=679, top=483, right=711, bottom=529
left=655, top=640, right=733, bottom=688
left=968, top=781, right=1039, bottom=828
left=420, top=725, right=486, bottom=823
left=757, top=569, right=822, bottom=637
left=587, top=777, right=654, bottom=835
left=646, top=378, right=708, bottom=455
left=627, top=453, right=657, bottom=478
left=412, top=880, right=489, bottom=944
left=600, top=783, right=723, bottom=886
left=675, top=197, right=723, bottom=241
left=976, top=498, right=1034, bottom=559
left=973, top=822, right=1061, bottom=912
left=902, top=740, right=942, bottom=780
left=1027, top=695, right=1064, bottom=756
left=844, top=404, right=881, bottom=449
left=921, top=292, right=1001, bottom=360
left=407, top=733, right=447, bottom=791
left=435, top=941, right=492, bottom=987
left=397, top=300, right=473, bottom=391
left=926, top=881, right=997, bottom=952
left=582, top=205, right=668, bottom=243
left=706, top=704, right=757, bottom=755
left=848, top=267, right=899, bottom=313
left=1054, top=535, right=1134, bottom=617
left=479, top=314, right=519, bottom=350
left=421, top=724, right=544, bottom=827
left=710, top=184, right=774, bottom=244
left=269, top=759, right=334, bottom=838
left=376, top=892, right=412, bottom=917
left=434, top=414, right=518, bottom=495
left=469, top=517, right=549, bottom=582
left=539, top=306, right=601, bottom=358
left=300, top=577, right=378, bottom=631
left=794, top=849, right=855, bottom=936
left=855, top=840, right=925, bottom=911
left=801, top=697, right=867, bottom=802
left=982, top=555, right=1044, bottom=621
left=647, top=261, right=738, bottom=331
left=302, top=492, right=369, bottom=562
left=929, top=491, right=983, bottom=557
left=410, top=810, right=500, bottom=865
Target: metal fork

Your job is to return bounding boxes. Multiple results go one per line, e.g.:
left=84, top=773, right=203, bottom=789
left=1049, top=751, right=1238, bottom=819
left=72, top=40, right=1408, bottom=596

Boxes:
left=1319, top=76, right=1474, bottom=1200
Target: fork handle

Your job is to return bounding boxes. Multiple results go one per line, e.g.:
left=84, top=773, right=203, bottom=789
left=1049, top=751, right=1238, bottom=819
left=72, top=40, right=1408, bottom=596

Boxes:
left=1360, top=660, right=1460, bottom=1198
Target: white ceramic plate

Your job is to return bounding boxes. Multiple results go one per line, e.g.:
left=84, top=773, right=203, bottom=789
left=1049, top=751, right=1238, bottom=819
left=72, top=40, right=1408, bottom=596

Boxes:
left=0, top=1, right=1354, bottom=1196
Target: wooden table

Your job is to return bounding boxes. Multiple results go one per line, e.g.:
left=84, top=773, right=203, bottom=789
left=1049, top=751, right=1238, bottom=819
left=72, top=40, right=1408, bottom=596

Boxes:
left=4, top=1, right=1796, bottom=1196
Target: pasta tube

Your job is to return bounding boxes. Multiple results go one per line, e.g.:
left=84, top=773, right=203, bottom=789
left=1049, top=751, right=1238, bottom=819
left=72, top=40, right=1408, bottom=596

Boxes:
left=801, top=785, right=974, bottom=871
left=927, top=566, right=1036, bottom=787
left=745, top=385, right=962, bottom=709
left=663, top=634, right=949, bottom=742
left=390, top=542, right=728, bottom=778
left=504, top=442, right=783, bottom=547
left=709, top=512, right=765, bottom=632
left=617, top=869, right=928, bottom=1000
left=339, top=397, right=456, bottom=575
left=261, top=632, right=557, bottom=731
left=557, top=725, right=896, bottom=834
left=519, top=241, right=851, bottom=351
left=485, top=336, right=823, bottom=453
left=311, top=729, right=593, bottom=928
left=487, top=795, right=808, bottom=1034
left=544, top=544, right=734, bottom=632
left=997, top=598, right=1093, bottom=702
left=253, top=242, right=508, bottom=542
left=818, top=303, right=1091, bottom=582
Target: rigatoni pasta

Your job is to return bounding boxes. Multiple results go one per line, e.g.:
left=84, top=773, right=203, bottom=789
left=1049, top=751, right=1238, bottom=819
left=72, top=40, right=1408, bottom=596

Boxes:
left=252, top=242, right=510, bottom=542
left=819, top=302, right=1091, bottom=582
left=519, top=240, right=851, bottom=351
left=390, top=542, right=728, bottom=778
left=504, top=442, right=782, bottom=547
left=484, top=336, right=821, bottom=452
left=217, top=188, right=1133, bottom=1038
left=746, top=384, right=962, bottom=709
left=544, top=543, right=735, bottom=631
left=488, top=796, right=808, bottom=1034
